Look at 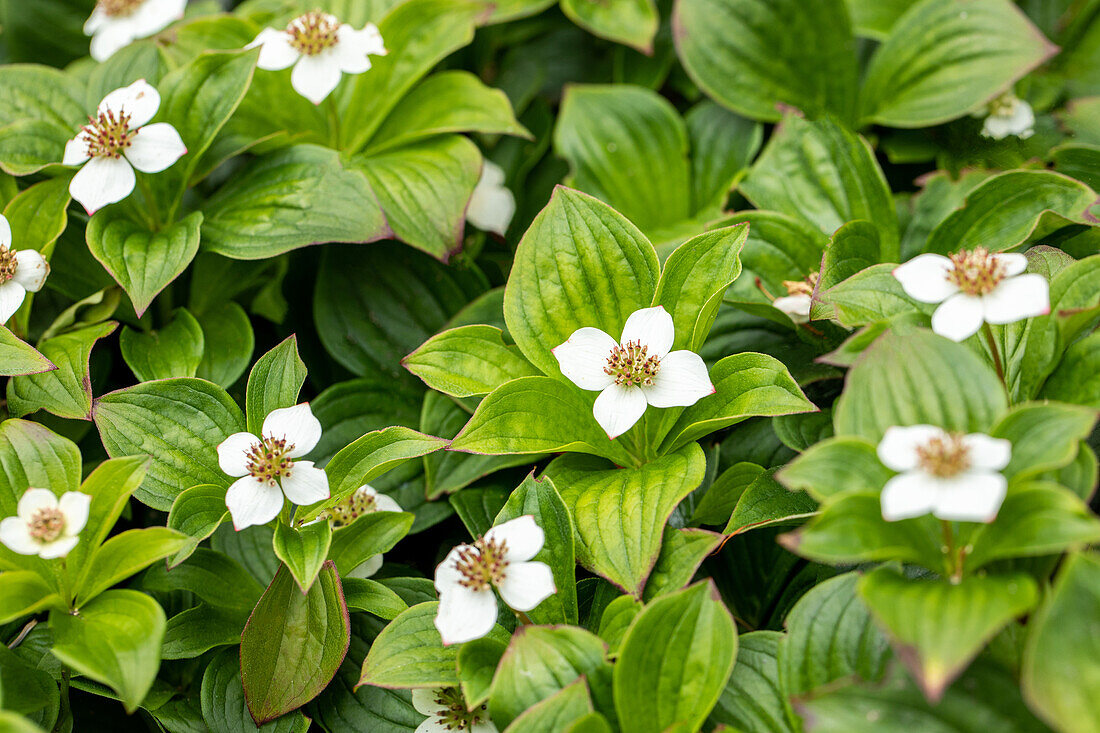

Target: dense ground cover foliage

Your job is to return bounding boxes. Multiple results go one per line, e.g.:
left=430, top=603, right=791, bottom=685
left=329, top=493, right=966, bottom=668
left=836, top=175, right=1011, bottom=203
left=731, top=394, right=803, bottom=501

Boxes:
left=0, top=0, right=1099, bottom=731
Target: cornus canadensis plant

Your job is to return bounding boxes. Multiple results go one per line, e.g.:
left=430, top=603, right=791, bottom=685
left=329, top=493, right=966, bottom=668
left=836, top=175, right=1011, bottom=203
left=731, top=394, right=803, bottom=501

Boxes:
left=0, top=488, right=90, bottom=559
left=0, top=214, right=49, bottom=323
left=84, top=0, right=187, bottom=61
left=62, top=80, right=186, bottom=214
left=412, top=688, right=496, bottom=733
left=772, top=272, right=818, bottom=324
left=979, top=92, right=1036, bottom=139
left=217, top=403, right=330, bottom=530
left=434, top=515, right=556, bottom=645
left=311, top=484, right=402, bottom=578
left=247, top=11, right=387, bottom=104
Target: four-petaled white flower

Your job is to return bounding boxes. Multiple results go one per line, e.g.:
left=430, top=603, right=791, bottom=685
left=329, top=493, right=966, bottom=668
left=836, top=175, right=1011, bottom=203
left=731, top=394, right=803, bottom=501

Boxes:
left=0, top=488, right=90, bottom=559
left=466, top=160, right=515, bottom=237
left=772, top=272, right=818, bottom=324
left=893, top=248, right=1049, bottom=342
left=877, top=425, right=1010, bottom=523
left=63, top=80, right=187, bottom=215
left=0, top=214, right=49, bottom=323
left=217, top=403, right=330, bottom=531
left=84, top=0, right=187, bottom=62
left=979, top=93, right=1035, bottom=140
left=314, top=484, right=402, bottom=578
left=412, top=687, right=497, bottom=733
left=433, top=515, right=555, bottom=646
left=553, top=305, right=715, bottom=439
left=247, top=12, right=387, bottom=105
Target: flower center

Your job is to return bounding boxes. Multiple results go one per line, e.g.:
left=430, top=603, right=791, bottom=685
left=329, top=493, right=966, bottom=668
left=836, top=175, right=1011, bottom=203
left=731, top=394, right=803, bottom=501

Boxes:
left=988, top=92, right=1019, bottom=117
left=319, top=488, right=377, bottom=527
left=946, top=247, right=1006, bottom=296
left=81, top=110, right=137, bottom=159
left=29, top=507, right=65, bottom=543
left=453, top=536, right=509, bottom=591
left=605, top=340, right=661, bottom=387
left=97, top=0, right=143, bottom=16
left=782, top=271, right=819, bottom=297
left=0, top=246, right=17, bottom=285
left=430, top=687, right=490, bottom=731
left=916, top=433, right=971, bottom=478
left=245, top=437, right=296, bottom=486
left=286, top=11, right=340, bottom=55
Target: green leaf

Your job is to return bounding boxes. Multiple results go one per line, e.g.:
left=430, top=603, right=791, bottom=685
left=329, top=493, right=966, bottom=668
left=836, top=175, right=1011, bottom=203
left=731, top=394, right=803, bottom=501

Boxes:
left=724, top=471, right=817, bottom=535
left=75, top=527, right=188, bottom=605
left=661, top=353, right=815, bottom=453
left=0, top=572, right=63, bottom=624
left=553, top=84, right=691, bottom=233
left=404, top=325, right=540, bottom=398
left=195, top=301, right=254, bottom=389
left=273, top=521, right=332, bottom=593
left=817, top=221, right=893, bottom=294
left=833, top=328, right=1007, bottom=442
left=858, top=567, right=1038, bottom=700
left=493, top=473, right=578, bottom=625
left=327, top=510, right=414, bottom=576
left=614, top=581, right=736, bottom=732
left=86, top=211, right=203, bottom=317
left=816, top=264, right=920, bottom=327
left=544, top=443, right=706, bottom=597
left=366, top=70, right=529, bottom=154
left=503, top=677, right=594, bottom=733
left=642, top=527, right=723, bottom=601
left=450, top=485, right=511, bottom=538
left=0, top=643, right=58, bottom=723
left=200, top=145, right=388, bottom=260
left=341, top=577, right=408, bottom=620
left=7, top=320, right=116, bottom=420
left=93, top=378, right=246, bottom=510
left=50, top=589, right=166, bottom=713
left=924, top=170, right=1099, bottom=256
left=2, top=177, right=70, bottom=254
left=66, top=454, right=151, bottom=573
left=691, top=461, right=765, bottom=526
left=165, top=484, right=230, bottom=568
left=201, top=649, right=310, bottom=733
left=859, top=0, right=1057, bottom=127
left=989, top=401, right=1097, bottom=481
left=1041, top=330, right=1100, bottom=407
left=504, top=186, right=660, bottom=377
left=0, top=326, right=53, bottom=377
left=142, top=547, right=265, bottom=613
left=561, top=0, right=658, bottom=52
left=245, top=335, right=307, bottom=435
left=685, top=102, right=762, bottom=215
left=162, top=603, right=248, bottom=661
left=778, top=437, right=892, bottom=502
left=458, top=636, right=506, bottom=708
left=740, top=116, right=897, bottom=251
left=120, top=308, right=205, bottom=382
left=1022, top=551, right=1100, bottom=733
left=710, top=631, right=795, bottom=733
left=240, top=562, right=350, bottom=724
left=673, top=0, right=858, bottom=124
left=596, top=595, right=642, bottom=654
left=0, top=64, right=84, bottom=175
left=358, top=601, right=510, bottom=689
left=489, top=626, right=610, bottom=728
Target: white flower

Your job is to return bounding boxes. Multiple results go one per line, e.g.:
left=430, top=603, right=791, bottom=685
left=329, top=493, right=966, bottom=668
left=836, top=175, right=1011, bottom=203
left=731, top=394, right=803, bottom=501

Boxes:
left=63, top=80, right=187, bottom=215
left=412, top=688, right=496, bottom=733
left=0, top=215, right=49, bottom=323
left=0, top=488, right=90, bottom=559
left=877, top=425, right=1010, bottom=523
left=552, top=305, right=715, bottom=439
left=216, top=403, right=330, bottom=531
left=893, top=248, right=1049, bottom=342
left=773, top=272, right=818, bottom=324
left=433, top=515, right=555, bottom=646
left=466, top=160, right=515, bottom=237
left=246, top=12, right=387, bottom=105
left=84, top=0, right=187, bottom=62
left=320, top=485, right=402, bottom=579
left=980, top=94, right=1035, bottom=140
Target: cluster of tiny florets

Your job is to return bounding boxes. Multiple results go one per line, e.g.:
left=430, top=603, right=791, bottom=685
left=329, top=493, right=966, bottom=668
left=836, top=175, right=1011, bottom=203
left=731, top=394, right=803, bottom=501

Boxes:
left=605, top=340, right=661, bottom=387
left=454, top=536, right=509, bottom=591
left=0, top=246, right=16, bottom=284
left=433, top=688, right=489, bottom=731
left=97, top=0, right=143, bottom=16
left=782, top=271, right=819, bottom=297
left=947, top=247, right=1006, bottom=296
left=28, top=507, right=65, bottom=543
left=916, top=433, right=972, bottom=478
left=320, top=488, right=377, bottom=527
left=81, top=110, right=137, bottom=159
left=287, top=11, right=340, bottom=55
left=245, top=437, right=295, bottom=486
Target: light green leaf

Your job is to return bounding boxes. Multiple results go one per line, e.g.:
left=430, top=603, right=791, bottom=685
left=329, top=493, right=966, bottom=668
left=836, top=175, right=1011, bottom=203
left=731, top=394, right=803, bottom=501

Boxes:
left=327, top=510, right=414, bottom=576
left=341, top=577, right=408, bottom=620
left=503, top=677, right=594, bottom=733
left=685, top=102, right=762, bottom=215
left=75, top=527, right=188, bottom=605
left=273, top=520, right=332, bottom=593
left=0, top=64, right=84, bottom=175
left=1041, top=330, right=1100, bottom=407
left=778, top=437, right=892, bottom=502
left=723, top=471, right=817, bottom=535
left=120, top=308, right=204, bottom=382
left=0, top=572, right=63, bottom=624
left=642, top=527, right=723, bottom=601
left=0, top=326, right=53, bottom=377
left=710, top=631, right=795, bottom=733
left=2, top=177, right=70, bottom=254
left=165, top=484, right=230, bottom=568
left=7, top=320, right=116, bottom=420
left=404, top=325, right=540, bottom=398
left=458, top=637, right=506, bottom=709
left=561, top=0, right=658, bottom=52
left=245, top=335, right=307, bottom=435
left=816, top=263, right=921, bottom=327
left=67, top=455, right=151, bottom=574
left=691, top=461, right=765, bottom=526
left=195, top=301, right=254, bottom=389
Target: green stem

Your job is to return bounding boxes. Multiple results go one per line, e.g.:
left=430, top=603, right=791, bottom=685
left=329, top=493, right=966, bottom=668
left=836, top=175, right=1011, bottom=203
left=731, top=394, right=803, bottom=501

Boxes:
left=516, top=610, right=534, bottom=626
left=941, top=520, right=964, bottom=583
left=982, top=322, right=1007, bottom=390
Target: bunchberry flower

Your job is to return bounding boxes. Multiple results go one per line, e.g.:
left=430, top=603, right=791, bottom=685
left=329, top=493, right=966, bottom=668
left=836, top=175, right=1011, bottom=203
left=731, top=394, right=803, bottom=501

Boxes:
left=433, top=515, right=555, bottom=645
left=312, top=484, right=402, bottom=578
left=62, top=80, right=186, bottom=215
left=553, top=305, right=715, bottom=439
left=246, top=12, right=387, bottom=104
left=773, top=272, right=818, bottom=324
left=877, top=425, right=1010, bottom=523
left=84, top=0, right=187, bottom=61
left=893, top=248, right=1049, bottom=342
left=216, top=403, right=330, bottom=531
left=0, top=488, right=90, bottom=559
left=466, top=160, right=515, bottom=237
left=411, top=687, right=497, bottom=733
left=979, top=92, right=1035, bottom=140
left=0, top=214, right=49, bottom=323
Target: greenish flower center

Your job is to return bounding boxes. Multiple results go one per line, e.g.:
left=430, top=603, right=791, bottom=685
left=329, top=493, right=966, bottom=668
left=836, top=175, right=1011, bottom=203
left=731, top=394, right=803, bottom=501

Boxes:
left=430, top=687, right=490, bottom=731
left=987, top=92, right=1020, bottom=117
left=82, top=110, right=137, bottom=159
left=318, top=488, right=377, bottom=527
left=605, top=340, right=660, bottom=387
left=916, top=433, right=971, bottom=478
left=29, top=507, right=65, bottom=543
left=287, top=11, right=340, bottom=55
left=246, top=437, right=295, bottom=485
left=453, top=536, right=509, bottom=591
left=947, top=247, right=1006, bottom=297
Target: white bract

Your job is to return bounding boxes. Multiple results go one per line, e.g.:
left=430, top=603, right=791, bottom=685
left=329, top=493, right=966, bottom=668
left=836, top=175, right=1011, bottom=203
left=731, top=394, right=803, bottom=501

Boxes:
left=773, top=272, right=818, bottom=324
left=0, top=488, right=90, bottom=559
left=893, top=248, right=1049, bottom=342
left=84, top=0, right=187, bottom=62
left=466, top=160, right=515, bottom=237
left=553, top=305, right=715, bottom=439
left=247, top=11, right=387, bottom=105
left=0, top=214, right=49, bottom=323
left=316, top=484, right=402, bottom=578
left=433, top=515, right=555, bottom=646
left=63, top=80, right=186, bottom=215
left=412, top=688, right=496, bottom=733
left=216, top=403, right=330, bottom=531
left=877, top=425, right=1010, bottom=523
left=980, top=93, right=1035, bottom=140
